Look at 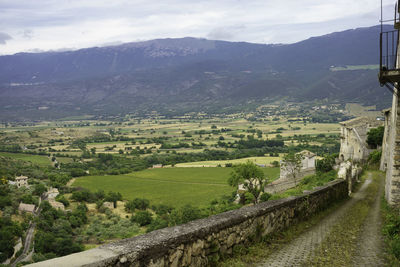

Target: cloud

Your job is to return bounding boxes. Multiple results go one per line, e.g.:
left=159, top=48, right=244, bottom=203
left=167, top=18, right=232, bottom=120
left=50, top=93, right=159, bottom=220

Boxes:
left=0, top=0, right=396, bottom=54
left=207, top=25, right=246, bottom=41
left=0, top=32, right=12, bottom=45
left=22, top=29, right=33, bottom=39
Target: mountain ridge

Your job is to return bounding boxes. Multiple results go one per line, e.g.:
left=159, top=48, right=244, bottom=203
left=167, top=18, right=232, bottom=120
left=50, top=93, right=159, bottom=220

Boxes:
left=0, top=25, right=393, bottom=121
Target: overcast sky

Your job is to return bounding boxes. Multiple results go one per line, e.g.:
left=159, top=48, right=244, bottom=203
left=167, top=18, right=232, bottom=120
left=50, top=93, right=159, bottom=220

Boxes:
left=0, top=0, right=396, bottom=55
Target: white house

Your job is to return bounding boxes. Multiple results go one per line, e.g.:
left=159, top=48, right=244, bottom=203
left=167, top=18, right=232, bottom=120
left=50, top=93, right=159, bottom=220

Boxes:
left=15, top=176, right=28, bottom=188
left=280, top=150, right=316, bottom=180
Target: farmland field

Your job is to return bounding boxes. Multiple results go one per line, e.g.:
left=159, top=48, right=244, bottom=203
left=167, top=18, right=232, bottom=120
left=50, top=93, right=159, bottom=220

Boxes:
left=73, top=167, right=280, bottom=207
left=175, top=156, right=282, bottom=167
left=0, top=152, right=51, bottom=167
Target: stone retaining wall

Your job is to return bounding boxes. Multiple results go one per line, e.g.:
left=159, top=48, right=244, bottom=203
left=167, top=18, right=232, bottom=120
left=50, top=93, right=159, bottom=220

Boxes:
left=28, top=179, right=348, bottom=267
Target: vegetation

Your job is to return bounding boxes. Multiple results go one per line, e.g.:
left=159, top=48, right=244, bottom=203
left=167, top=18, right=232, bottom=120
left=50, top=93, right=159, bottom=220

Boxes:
left=281, top=152, right=303, bottom=185
left=34, top=201, right=85, bottom=261
left=382, top=196, right=400, bottom=265
left=228, top=161, right=268, bottom=204
left=269, top=171, right=337, bottom=200
left=73, top=168, right=235, bottom=207
left=0, top=217, right=22, bottom=262
left=316, top=154, right=336, bottom=173
left=0, top=108, right=345, bottom=263
left=367, top=126, right=384, bottom=149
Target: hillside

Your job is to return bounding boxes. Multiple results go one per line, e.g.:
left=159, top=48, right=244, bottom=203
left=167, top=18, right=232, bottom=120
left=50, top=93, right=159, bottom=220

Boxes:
left=0, top=25, right=393, bottom=121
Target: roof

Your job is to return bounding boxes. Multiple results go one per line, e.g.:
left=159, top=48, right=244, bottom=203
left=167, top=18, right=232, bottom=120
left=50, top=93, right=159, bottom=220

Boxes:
left=48, top=199, right=65, bottom=210
left=299, top=150, right=316, bottom=158
left=339, top=116, right=382, bottom=128
left=15, top=175, right=28, bottom=180
left=18, top=203, right=35, bottom=213
left=47, top=187, right=59, bottom=193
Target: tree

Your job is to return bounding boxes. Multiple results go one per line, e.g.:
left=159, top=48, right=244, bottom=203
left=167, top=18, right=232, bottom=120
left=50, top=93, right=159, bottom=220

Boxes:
left=366, top=126, right=384, bottom=149
left=281, top=153, right=303, bottom=185
left=316, top=155, right=336, bottom=173
left=131, top=211, right=152, bottom=226
left=33, top=183, right=47, bottom=196
left=228, top=161, right=268, bottom=204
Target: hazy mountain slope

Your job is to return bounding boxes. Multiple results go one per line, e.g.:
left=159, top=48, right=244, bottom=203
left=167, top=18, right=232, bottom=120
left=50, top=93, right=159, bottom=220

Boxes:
left=0, top=25, right=392, bottom=121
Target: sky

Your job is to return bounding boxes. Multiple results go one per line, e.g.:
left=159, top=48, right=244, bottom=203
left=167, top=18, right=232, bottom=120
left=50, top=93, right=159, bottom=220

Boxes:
left=0, top=0, right=396, bottom=55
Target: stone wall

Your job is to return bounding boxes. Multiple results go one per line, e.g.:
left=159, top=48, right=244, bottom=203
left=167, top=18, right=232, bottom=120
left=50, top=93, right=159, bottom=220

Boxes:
left=380, top=108, right=391, bottom=172
left=339, top=117, right=382, bottom=163
left=381, top=89, right=400, bottom=205
left=265, top=168, right=316, bottom=194
left=28, top=179, right=347, bottom=267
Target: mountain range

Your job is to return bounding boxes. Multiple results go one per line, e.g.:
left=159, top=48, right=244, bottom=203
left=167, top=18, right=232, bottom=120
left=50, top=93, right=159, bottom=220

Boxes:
left=0, top=25, right=393, bottom=121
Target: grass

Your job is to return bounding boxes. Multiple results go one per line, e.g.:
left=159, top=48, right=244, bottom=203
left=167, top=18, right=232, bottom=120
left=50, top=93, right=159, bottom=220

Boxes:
left=269, top=170, right=337, bottom=200
left=303, top=171, right=381, bottom=266
left=73, top=167, right=279, bottom=208
left=0, top=152, right=51, bottom=167
left=381, top=194, right=400, bottom=266
left=175, top=156, right=282, bottom=168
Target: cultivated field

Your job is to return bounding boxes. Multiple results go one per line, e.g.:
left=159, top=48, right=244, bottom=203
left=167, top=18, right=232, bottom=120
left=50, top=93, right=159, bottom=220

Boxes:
left=73, top=167, right=280, bottom=208
left=0, top=152, right=51, bottom=167
left=175, top=156, right=281, bottom=167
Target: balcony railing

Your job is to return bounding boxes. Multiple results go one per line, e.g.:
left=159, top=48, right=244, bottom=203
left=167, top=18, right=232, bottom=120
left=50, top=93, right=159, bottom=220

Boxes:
left=380, top=30, right=399, bottom=71
left=379, top=30, right=400, bottom=86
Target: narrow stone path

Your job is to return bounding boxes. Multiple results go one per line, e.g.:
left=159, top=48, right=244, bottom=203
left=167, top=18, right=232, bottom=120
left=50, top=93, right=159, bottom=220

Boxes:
left=257, top=172, right=386, bottom=267
left=351, top=173, right=385, bottom=266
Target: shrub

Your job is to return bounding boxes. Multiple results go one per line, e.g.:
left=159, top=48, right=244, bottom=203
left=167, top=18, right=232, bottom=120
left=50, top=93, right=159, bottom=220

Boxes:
left=271, top=161, right=279, bottom=167
left=368, top=150, right=382, bottom=165
left=366, top=126, right=384, bottom=148
left=131, top=211, right=152, bottom=226
left=391, top=237, right=400, bottom=260
left=151, top=204, right=173, bottom=216
left=259, top=192, right=272, bottom=202
left=125, top=198, right=150, bottom=212
left=146, top=217, right=169, bottom=233
left=55, top=195, right=70, bottom=207
left=316, top=155, right=336, bottom=173
left=244, top=192, right=255, bottom=204
left=170, top=204, right=204, bottom=225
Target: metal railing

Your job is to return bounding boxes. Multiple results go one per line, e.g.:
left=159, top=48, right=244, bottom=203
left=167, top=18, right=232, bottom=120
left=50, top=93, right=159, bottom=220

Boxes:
left=380, top=30, right=399, bottom=71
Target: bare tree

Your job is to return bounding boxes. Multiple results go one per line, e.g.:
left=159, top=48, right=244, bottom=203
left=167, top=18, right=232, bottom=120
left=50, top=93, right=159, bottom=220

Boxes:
left=281, top=153, right=303, bottom=185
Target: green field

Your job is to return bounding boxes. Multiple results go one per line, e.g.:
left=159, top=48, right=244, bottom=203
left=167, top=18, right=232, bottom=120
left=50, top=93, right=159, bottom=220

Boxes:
left=0, top=152, right=51, bottom=167
left=73, top=167, right=280, bottom=207
left=175, top=156, right=281, bottom=167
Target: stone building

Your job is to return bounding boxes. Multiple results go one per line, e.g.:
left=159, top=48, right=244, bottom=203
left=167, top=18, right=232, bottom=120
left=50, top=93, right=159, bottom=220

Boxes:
left=380, top=106, right=400, bottom=205
left=18, top=203, right=35, bottom=214
left=380, top=108, right=391, bottom=171
left=102, top=201, right=115, bottom=209
left=15, top=176, right=28, bottom=188
left=339, top=117, right=382, bottom=163
left=48, top=199, right=65, bottom=210
left=46, top=187, right=59, bottom=199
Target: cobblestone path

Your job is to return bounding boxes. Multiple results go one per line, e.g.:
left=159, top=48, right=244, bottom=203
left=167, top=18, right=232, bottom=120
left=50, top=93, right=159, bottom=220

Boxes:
left=351, top=173, right=385, bottom=267
left=257, top=173, right=386, bottom=267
